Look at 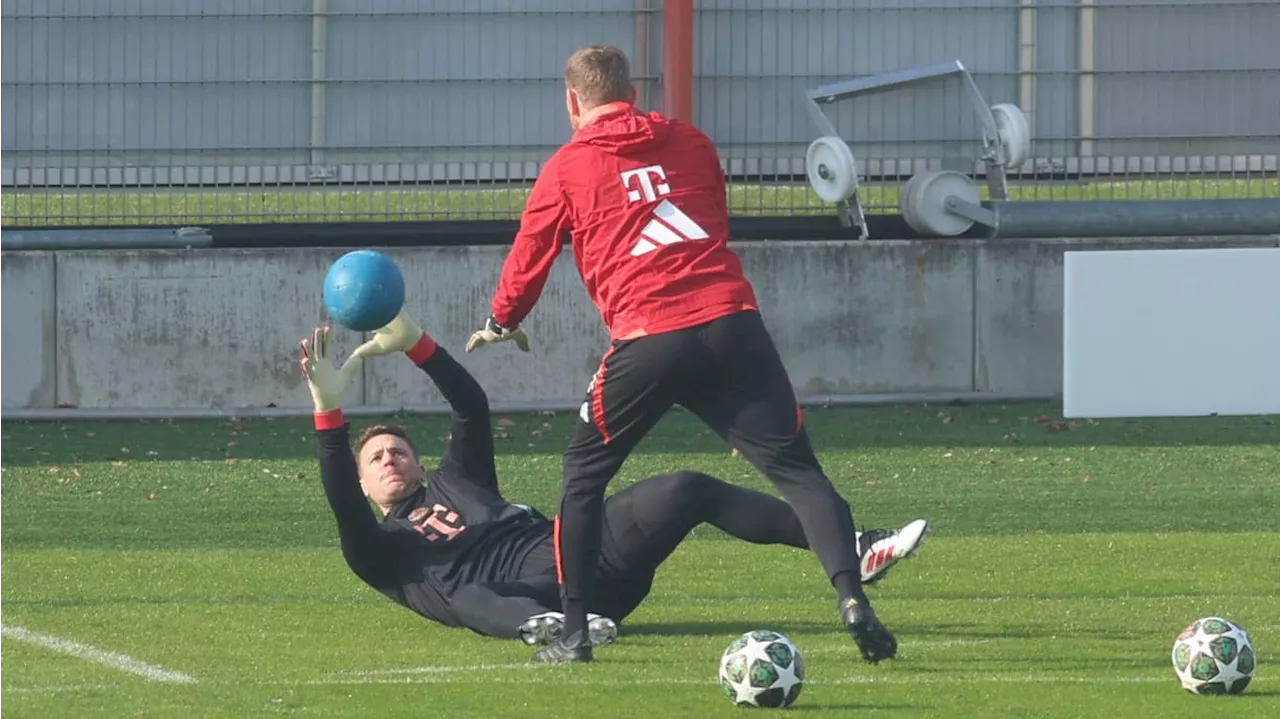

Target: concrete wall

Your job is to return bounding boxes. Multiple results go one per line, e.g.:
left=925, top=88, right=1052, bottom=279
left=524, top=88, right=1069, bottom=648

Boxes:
left=4, top=236, right=1279, bottom=414
left=1, top=251, right=56, bottom=408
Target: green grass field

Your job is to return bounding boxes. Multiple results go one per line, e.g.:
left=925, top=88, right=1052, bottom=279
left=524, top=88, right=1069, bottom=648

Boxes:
left=3, top=177, right=1275, bottom=226
left=3, top=403, right=1278, bottom=717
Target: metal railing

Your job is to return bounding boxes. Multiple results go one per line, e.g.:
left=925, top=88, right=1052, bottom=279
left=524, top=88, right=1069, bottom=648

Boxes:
left=2, top=0, right=1276, bottom=228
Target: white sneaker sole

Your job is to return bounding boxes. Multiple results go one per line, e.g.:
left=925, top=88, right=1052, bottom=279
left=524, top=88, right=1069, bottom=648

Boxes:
left=518, top=612, right=617, bottom=647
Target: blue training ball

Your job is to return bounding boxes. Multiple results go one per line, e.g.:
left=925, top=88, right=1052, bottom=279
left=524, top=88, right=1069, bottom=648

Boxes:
left=322, top=250, right=406, bottom=332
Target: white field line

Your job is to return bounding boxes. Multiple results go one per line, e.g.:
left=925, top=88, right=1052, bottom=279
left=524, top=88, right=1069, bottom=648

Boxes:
left=331, top=639, right=1000, bottom=677
left=327, top=634, right=988, bottom=675
left=0, top=625, right=198, bottom=685
left=16, top=669, right=1273, bottom=696
left=334, top=663, right=548, bottom=676
left=297, top=672, right=1178, bottom=687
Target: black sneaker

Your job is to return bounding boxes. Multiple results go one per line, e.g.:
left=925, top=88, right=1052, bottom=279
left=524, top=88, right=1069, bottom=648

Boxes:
left=531, top=630, right=593, bottom=664
left=840, top=597, right=898, bottom=664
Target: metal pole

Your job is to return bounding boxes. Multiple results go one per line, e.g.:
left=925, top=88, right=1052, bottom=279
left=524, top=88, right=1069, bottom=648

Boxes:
left=309, top=0, right=328, bottom=169
left=1078, top=0, right=1097, bottom=158
left=984, top=198, right=1280, bottom=239
left=1018, top=0, right=1037, bottom=153
left=0, top=227, right=213, bottom=251
left=634, top=0, right=654, bottom=110
left=662, top=0, right=694, bottom=122
left=0, top=391, right=1056, bottom=422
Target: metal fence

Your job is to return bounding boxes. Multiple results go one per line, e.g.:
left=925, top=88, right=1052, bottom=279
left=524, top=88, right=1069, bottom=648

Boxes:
left=2, top=0, right=1277, bottom=227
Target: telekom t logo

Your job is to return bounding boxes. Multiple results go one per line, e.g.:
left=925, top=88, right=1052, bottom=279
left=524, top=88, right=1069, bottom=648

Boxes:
left=621, top=165, right=671, bottom=203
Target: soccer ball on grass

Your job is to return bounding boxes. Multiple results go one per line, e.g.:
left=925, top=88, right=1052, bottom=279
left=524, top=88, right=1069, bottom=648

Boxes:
left=1171, top=616, right=1255, bottom=695
left=718, top=629, right=805, bottom=708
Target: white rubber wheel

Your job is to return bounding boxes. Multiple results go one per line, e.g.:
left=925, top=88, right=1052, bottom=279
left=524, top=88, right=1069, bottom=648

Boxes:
left=991, top=103, right=1031, bottom=169
left=805, top=135, right=858, bottom=203
left=898, top=172, right=928, bottom=218
left=901, top=170, right=980, bottom=237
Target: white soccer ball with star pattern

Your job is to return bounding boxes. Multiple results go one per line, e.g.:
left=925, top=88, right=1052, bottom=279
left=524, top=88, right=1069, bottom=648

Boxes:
left=1171, top=616, right=1256, bottom=695
left=718, top=629, right=805, bottom=708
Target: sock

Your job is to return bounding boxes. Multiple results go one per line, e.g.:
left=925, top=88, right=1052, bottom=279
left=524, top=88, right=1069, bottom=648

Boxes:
left=561, top=600, right=587, bottom=640
left=832, top=570, right=866, bottom=603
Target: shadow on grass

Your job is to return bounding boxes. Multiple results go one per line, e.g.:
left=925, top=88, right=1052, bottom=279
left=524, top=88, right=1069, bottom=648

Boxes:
left=784, top=703, right=926, bottom=712
left=621, top=620, right=837, bottom=638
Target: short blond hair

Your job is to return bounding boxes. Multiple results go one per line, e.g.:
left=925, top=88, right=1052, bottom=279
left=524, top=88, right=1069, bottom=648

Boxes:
left=565, top=45, right=633, bottom=107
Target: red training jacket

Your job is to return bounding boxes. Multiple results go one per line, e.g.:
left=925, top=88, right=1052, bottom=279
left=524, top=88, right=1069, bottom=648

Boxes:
left=489, top=103, right=758, bottom=341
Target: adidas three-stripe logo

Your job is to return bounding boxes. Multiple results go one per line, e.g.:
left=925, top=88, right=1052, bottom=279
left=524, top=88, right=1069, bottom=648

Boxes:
left=620, top=164, right=710, bottom=257
left=629, top=199, right=710, bottom=256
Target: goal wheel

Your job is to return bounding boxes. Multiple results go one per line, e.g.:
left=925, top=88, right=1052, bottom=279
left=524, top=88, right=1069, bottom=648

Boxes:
left=899, top=170, right=981, bottom=236
left=805, top=135, right=858, bottom=203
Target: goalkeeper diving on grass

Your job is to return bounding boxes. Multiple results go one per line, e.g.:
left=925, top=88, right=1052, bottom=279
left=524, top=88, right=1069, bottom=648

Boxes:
left=298, top=309, right=929, bottom=645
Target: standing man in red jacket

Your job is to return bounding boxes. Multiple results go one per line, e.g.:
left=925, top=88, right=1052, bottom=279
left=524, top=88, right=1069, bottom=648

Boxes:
left=466, top=45, right=899, bottom=665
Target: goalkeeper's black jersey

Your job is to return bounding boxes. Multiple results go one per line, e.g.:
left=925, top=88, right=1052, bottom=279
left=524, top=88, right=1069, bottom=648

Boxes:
left=314, top=347, right=554, bottom=629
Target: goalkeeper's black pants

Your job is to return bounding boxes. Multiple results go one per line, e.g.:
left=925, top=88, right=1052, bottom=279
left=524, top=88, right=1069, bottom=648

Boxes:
left=553, top=309, right=867, bottom=639
left=477, top=469, right=811, bottom=636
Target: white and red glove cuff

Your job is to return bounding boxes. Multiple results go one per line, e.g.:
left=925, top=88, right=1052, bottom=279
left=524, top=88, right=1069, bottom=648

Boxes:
left=313, top=408, right=345, bottom=431
left=405, top=332, right=439, bottom=365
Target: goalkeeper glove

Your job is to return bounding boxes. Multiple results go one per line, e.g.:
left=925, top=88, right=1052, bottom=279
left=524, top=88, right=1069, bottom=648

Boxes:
left=299, top=325, right=363, bottom=417
left=352, top=310, right=426, bottom=359
left=465, top=316, right=530, bottom=353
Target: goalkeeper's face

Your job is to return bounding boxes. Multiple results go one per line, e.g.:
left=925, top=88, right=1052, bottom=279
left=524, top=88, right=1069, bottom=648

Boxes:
left=357, top=434, right=425, bottom=505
